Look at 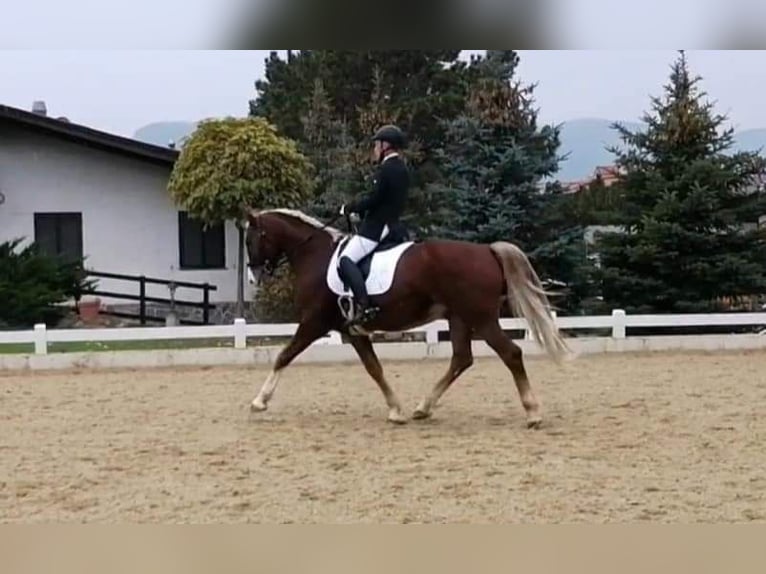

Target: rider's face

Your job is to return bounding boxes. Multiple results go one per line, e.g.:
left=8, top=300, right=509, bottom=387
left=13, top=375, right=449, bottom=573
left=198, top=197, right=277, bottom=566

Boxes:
left=372, top=140, right=383, bottom=162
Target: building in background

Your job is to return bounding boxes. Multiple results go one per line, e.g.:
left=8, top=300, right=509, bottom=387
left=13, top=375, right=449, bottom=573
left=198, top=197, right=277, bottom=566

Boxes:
left=0, top=102, right=252, bottom=324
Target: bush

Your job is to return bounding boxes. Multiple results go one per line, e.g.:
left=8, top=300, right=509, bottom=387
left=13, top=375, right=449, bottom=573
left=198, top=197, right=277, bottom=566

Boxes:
left=251, top=264, right=299, bottom=323
left=0, top=239, right=96, bottom=329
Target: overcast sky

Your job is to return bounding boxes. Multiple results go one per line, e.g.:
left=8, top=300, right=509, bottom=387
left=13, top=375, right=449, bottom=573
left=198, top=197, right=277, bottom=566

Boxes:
left=2, top=50, right=766, bottom=138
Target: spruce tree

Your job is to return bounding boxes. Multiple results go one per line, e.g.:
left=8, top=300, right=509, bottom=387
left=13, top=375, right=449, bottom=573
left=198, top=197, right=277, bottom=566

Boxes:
left=429, top=51, right=591, bottom=310
left=434, top=52, right=561, bottom=243
left=595, top=51, right=766, bottom=313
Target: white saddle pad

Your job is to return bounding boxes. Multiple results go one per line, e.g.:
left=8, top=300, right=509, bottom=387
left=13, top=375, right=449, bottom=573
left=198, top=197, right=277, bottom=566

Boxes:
left=326, top=239, right=415, bottom=297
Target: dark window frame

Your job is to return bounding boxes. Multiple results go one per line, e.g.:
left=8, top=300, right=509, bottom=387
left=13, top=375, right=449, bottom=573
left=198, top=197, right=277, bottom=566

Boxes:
left=33, top=212, right=84, bottom=263
left=178, top=211, right=226, bottom=270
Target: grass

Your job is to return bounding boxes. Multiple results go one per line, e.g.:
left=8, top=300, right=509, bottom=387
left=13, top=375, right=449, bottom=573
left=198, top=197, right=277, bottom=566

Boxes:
left=0, top=336, right=294, bottom=355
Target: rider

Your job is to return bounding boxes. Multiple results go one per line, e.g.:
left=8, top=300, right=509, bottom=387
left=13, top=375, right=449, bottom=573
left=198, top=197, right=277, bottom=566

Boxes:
left=338, top=124, right=410, bottom=326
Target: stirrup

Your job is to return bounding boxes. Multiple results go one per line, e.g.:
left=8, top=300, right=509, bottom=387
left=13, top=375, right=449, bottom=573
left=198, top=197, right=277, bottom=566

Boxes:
left=337, top=295, right=355, bottom=323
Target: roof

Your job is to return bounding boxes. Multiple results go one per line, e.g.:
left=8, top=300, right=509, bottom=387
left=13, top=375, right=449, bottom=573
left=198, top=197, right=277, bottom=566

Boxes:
left=0, top=104, right=179, bottom=167
left=562, top=164, right=625, bottom=194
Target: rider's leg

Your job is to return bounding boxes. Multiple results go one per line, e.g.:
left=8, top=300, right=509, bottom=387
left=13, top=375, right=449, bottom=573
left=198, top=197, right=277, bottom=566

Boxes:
left=338, top=234, right=379, bottom=318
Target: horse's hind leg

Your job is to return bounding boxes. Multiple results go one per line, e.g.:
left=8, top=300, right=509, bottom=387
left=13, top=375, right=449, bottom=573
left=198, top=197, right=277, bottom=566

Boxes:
left=349, top=335, right=407, bottom=424
left=478, top=320, right=542, bottom=429
left=413, top=316, right=473, bottom=420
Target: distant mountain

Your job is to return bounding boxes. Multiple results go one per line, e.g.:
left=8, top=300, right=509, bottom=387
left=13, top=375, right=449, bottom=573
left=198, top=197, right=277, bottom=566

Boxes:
left=132, top=118, right=766, bottom=182
left=557, top=118, right=766, bottom=182
left=732, top=128, right=766, bottom=156
left=133, top=121, right=197, bottom=148
left=556, top=118, right=641, bottom=182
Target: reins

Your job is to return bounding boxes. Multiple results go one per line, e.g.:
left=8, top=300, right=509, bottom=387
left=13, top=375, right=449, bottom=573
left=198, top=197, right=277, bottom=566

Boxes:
left=252, top=211, right=350, bottom=279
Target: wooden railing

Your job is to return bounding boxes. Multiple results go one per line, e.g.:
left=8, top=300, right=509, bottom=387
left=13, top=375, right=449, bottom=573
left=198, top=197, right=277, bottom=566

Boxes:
left=84, top=270, right=217, bottom=325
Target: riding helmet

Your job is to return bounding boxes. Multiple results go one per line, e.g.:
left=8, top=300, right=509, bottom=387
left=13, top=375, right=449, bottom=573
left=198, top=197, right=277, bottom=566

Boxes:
left=372, top=124, right=407, bottom=149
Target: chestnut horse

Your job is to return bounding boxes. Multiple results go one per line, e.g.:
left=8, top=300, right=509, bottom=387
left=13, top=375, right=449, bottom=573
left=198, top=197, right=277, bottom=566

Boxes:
left=245, top=208, right=570, bottom=428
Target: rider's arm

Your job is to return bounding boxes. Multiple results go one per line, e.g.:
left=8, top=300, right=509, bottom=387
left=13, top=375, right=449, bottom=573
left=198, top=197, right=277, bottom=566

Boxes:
left=349, top=168, right=387, bottom=215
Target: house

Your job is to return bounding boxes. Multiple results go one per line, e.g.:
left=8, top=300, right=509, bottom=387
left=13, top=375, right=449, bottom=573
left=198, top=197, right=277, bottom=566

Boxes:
left=0, top=102, right=252, bottom=324
left=562, top=164, right=625, bottom=195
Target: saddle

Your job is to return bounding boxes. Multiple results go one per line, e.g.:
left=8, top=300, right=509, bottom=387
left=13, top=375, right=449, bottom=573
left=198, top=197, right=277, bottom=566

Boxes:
left=326, top=223, right=415, bottom=329
left=337, top=223, right=411, bottom=284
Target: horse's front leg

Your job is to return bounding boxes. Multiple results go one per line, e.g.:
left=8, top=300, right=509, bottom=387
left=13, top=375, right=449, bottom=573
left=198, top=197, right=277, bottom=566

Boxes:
left=250, top=319, right=329, bottom=412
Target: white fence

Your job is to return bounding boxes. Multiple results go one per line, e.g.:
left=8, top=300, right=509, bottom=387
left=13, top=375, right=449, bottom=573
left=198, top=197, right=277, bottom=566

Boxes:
left=2, top=309, right=766, bottom=356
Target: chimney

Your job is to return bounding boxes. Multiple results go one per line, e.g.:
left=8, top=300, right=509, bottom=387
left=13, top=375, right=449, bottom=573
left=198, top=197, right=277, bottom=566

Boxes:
left=32, top=100, right=47, bottom=116
left=168, top=139, right=176, bottom=149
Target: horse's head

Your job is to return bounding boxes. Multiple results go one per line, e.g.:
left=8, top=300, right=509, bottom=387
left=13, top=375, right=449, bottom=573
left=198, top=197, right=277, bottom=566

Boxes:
left=245, top=208, right=343, bottom=283
left=245, top=211, right=284, bottom=281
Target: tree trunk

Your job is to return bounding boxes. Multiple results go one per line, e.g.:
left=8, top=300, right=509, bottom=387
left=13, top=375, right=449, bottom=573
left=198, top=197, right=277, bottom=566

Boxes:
left=236, top=222, right=245, bottom=319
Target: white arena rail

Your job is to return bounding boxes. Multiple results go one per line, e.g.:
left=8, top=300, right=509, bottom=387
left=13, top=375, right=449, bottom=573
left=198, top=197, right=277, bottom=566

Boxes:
left=1, top=309, right=765, bottom=371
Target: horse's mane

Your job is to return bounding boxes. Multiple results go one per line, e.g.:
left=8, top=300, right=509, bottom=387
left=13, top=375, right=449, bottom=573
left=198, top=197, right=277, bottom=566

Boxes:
left=255, top=208, right=345, bottom=241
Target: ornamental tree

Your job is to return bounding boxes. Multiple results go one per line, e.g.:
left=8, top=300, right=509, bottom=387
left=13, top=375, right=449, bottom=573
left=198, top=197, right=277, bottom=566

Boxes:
left=167, top=116, right=313, bottom=316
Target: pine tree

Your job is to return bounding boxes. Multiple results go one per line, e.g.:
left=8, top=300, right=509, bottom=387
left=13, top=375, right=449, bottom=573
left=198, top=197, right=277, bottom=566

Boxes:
left=595, top=51, right=766, bottom=313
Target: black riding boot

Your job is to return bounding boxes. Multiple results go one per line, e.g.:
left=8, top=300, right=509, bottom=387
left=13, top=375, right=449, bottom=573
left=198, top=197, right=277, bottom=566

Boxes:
left=338, top=257, right=379, bottom=325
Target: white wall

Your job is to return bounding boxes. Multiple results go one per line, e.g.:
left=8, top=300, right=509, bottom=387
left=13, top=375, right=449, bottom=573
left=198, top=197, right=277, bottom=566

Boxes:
left=0, top=126, right=251, bottom=304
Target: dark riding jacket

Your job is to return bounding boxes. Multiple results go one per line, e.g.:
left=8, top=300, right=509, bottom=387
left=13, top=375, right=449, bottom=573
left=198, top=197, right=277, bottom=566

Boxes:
left=348, top=153, right=410, bottom=241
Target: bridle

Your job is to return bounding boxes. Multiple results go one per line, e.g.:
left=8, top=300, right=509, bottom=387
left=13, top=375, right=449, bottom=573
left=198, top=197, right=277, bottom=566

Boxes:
left=247, top=211, right=350, bottom=281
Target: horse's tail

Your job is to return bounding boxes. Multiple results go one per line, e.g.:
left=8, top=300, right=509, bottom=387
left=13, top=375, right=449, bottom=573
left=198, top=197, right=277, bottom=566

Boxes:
left=489, top=241, right=571, bottom=363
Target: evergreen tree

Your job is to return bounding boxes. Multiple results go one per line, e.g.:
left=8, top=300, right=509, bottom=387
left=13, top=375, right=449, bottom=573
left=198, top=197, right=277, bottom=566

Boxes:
left=434, top=52, right=560, bottom=243
left=299, top=77, right=353, bottom=219
left=250, top=51, right=474, bottom=236
left=251, top=51, right=469, bottom=147
left=595, top=51, right=766, bottom=313
left=249, top=51, right=322, bottom=142
left=0, top=239, right=95, bottom=328
left=429, top=51, right=592, bottom=310
left=561, top=174, right=624, bottom=227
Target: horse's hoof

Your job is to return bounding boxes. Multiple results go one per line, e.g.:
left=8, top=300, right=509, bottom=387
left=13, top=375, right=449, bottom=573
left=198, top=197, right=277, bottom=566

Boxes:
left=526, top=418, right=543, bottom=430
left=388, top=412, right=409, bottom=425
left=412, top=409, right=432, bottom=421
left=250, top=400, right=268, bottom=413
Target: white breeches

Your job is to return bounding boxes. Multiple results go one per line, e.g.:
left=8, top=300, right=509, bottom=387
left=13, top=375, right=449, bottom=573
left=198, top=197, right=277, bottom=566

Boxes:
left=340, top=225, right=389, bottom=263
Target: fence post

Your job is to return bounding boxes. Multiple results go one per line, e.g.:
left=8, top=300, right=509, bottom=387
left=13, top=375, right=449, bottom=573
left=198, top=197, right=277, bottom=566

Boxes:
left=612, top=309, right=626, bottom=339
left=139, top=276, right=147, bottom=326
left=234, top=318, right=247, bottom=350
left=425, top=323, right=439, bottom=345
left=203, top=284, right=211, bottom=325
left=524, top=318, right=534, bottom=340
left=34, top=324, right=48, bottom=355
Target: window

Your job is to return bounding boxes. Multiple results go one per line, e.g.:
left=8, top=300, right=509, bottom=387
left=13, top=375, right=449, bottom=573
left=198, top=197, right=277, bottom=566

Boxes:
left=34, top=212, right=83, bottom=263
left=178, top=211, right=225, bottom=269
